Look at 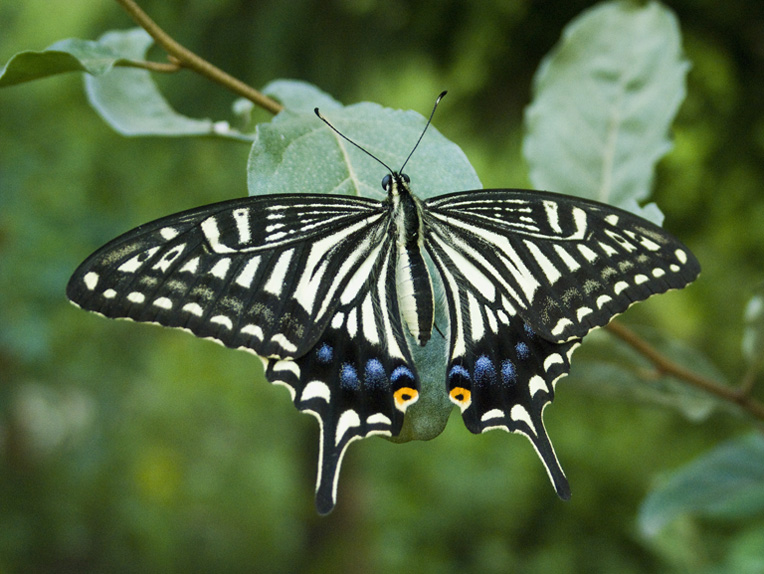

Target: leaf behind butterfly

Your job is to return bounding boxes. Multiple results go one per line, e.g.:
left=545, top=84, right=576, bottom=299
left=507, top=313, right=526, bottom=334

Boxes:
left=638, top=433, right=764, bottom=536
left=742, top=287, right=764, bottom=368
left=0, top=38, right=124, bottom=87
left=247, top=80, right=482, bottom=201
left=567, top=327, right=722, bottom=422
left=523, top=1, right=689, bottom=221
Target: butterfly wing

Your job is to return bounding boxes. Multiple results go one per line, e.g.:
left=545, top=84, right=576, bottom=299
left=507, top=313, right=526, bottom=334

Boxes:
left=67, top=194, right=390, bottom=356
left=265, top=238, right=420, bottom=514
left=426, top=189, right=700, bottom=343
left=424, top=188, right=700, bottom=497
left=425, top=225, right=578, bottom=498
left=67, top=193, right=419, bottom=514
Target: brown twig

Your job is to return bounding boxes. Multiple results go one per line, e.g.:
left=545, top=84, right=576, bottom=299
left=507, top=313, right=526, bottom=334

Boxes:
left=605, top=321, right=764, bottom=421
left=114, top=0, right=283, bottom=115
left=740, top=349, right=764, bottom=397
left=115, top=58, right=181, bottom=73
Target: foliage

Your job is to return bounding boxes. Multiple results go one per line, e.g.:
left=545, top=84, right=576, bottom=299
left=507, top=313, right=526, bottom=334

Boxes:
left=639, top=433, right=764, bottom=537
left=524, top=1, right=688, bottom=221
left=2, top=0, right=764, bottom=572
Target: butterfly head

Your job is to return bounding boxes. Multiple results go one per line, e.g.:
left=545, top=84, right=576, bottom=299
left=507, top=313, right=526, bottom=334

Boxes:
left=382, top=172, right=411, bottom=194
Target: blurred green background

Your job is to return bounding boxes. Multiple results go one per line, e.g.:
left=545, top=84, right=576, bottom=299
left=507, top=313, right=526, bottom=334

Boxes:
left=1, top=0, right=763, bottom=572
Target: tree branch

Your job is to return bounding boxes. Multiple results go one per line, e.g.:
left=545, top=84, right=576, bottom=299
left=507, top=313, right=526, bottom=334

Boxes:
left=605, top=321, right=764, bottom=421
left=740, top=349, right=764, bottom=397
left=114, top=0, right=283, bottom=115
left=116, top=58, right=181, bottom=73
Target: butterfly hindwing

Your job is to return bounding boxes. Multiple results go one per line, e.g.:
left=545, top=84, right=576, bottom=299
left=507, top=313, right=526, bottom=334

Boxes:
left=426, top=228, right=579, bottom=498
left=424, top=188, right=699, bottom=496
left=265, top=240, right=420, bottom=514
left=425, top=189, right=700, bottom=343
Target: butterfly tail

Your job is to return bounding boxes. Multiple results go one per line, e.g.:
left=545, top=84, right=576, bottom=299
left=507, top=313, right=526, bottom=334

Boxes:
left=518, top=411, right=571, bottom=500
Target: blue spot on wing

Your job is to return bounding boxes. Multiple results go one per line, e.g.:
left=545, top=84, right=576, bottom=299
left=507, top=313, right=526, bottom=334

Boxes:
left=515, top=342, right=530, bottom=360
left=364, top=358, right=387, bottom=389
left=523, top=323, right=535, bottom=337
left=474, top=355, right=497, bottom=387
left=391, top=365, right=415, bottom=385
left=448, top=364, right=470, bottom=381
left=340, top=363, right=359, bottom=390
left=501, top=359, right=517, bottom=386
left=316, top=343, right=333, bottom=364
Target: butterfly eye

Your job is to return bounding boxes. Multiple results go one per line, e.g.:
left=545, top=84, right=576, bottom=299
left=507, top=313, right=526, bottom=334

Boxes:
left=382, top=174, right=392, bottom=190
left=401, top=173, right=411, bottom=184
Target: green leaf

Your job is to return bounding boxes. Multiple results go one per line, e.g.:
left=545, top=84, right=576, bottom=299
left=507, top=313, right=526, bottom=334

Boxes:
left=742, top=287, right=764, bottom=366
left=248, top=81, right=480, bottom=200
left=0, top=29, right=251, bottom=139
left=263, top=78, right=343, bottom=114
left=83, top=29, right=247, bottom=139
left=0, top=38, right=125, bottom=87
left=639, top=433, right=764, bottom=536
left=523, top=0, right=689, bottom=222
left=247, top=83, right=481, bottom=439
left=567, top=327, right=723, bottom=421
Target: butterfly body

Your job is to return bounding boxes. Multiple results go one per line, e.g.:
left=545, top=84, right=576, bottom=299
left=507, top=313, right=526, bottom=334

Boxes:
left=387, top=172, right=435, bottom=347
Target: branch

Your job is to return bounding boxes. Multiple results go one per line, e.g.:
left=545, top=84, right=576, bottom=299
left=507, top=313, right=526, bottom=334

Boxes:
left=116, top=58, right=181, bottom=73
left=114, top=0, right=283, bottom=115
left=605, top=321, right=764, bottom=421
left=740, top=348, right=764, bottom=396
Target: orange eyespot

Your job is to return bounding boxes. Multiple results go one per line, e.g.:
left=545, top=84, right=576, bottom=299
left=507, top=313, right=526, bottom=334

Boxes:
left=393, top=387, right=419, bottom=411
left=449, top=387, right=472, bottom=410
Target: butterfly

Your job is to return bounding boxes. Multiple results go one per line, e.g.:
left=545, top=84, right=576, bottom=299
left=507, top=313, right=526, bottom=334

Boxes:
left=66, top=92, right=700, bottom=514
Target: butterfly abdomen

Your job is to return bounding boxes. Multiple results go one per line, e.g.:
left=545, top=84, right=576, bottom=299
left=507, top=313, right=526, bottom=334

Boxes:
left=389, top=173, right=434, bottom=347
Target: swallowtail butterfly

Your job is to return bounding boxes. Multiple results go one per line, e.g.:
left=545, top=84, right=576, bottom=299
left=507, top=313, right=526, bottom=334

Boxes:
left=67, top=92, right=700, bottom=514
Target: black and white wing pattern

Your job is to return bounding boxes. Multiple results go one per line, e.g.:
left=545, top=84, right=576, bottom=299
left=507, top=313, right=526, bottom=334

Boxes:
left=423, top=189, right=700, bottom=498
left=68, top=182, right=700, bottom=513
left=263, top=237, right=420, bottom=514
left=67, top=194, right=420, bottom=514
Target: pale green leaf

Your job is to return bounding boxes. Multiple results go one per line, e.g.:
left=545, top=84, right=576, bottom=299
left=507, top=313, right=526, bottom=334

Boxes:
left=247, top=86, right=481, bottom=201
left=84, top=29, right=247, bottom=139
left=523, top=1, right=689, bottom=222
left=263, top=79, right=342, bottom=115
left=742, top=287, right=764, bottom=366
left=0, top=38, right=124, bottom=87
left=639, top=433, right=764, bottom=536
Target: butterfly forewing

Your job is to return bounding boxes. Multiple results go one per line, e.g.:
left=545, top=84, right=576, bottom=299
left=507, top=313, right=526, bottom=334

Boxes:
left=425, top=189, right=700, bottom=343
left=67, top=194, right=388, bottom=359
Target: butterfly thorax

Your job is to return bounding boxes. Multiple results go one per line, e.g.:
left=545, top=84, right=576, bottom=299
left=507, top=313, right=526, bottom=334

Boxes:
left=385, top=172, right=434, bottom=347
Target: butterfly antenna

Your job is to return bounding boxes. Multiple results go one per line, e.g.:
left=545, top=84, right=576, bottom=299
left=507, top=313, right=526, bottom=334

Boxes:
left=314, top=90, right=447, bottom=175
left=314, top=108, right=395, bottom=174
left=399, top=90, right=447, bottom=174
